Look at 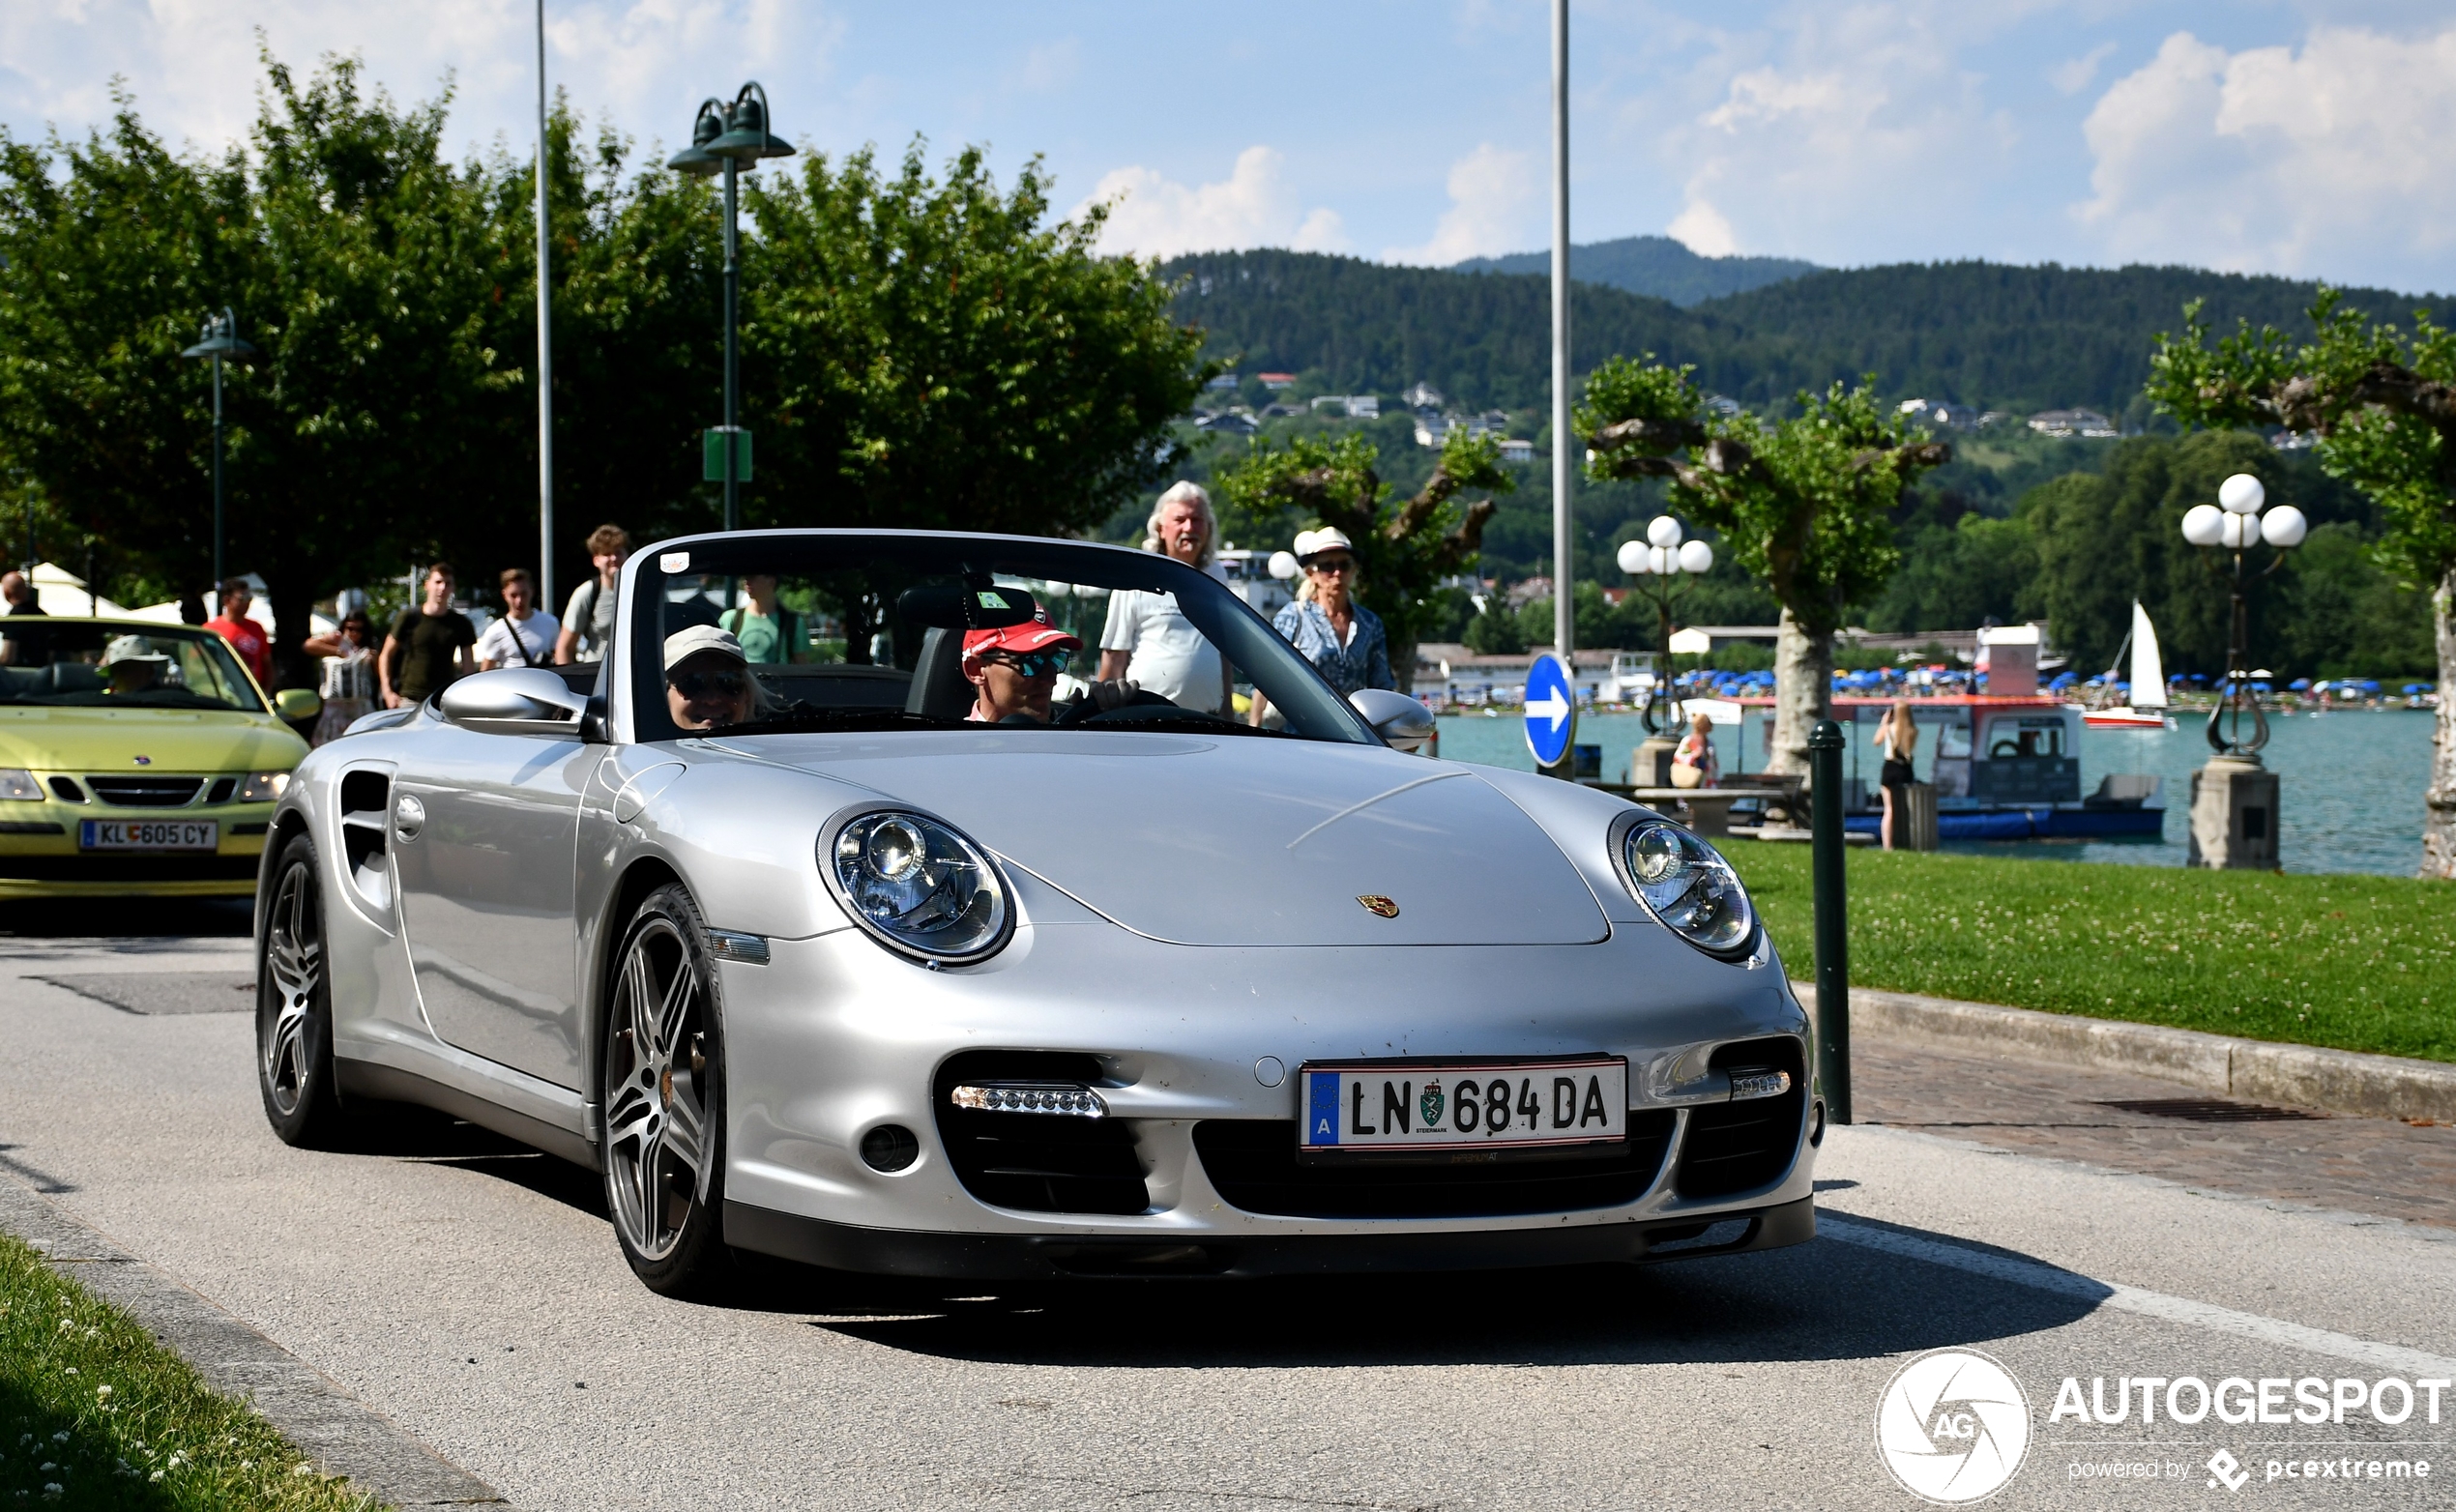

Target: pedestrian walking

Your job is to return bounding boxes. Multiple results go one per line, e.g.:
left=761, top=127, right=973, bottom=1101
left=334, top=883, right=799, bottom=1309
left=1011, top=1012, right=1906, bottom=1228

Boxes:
left=1096, top=481, right=1232, bottom=713
left=304, top=609, right=380, bottom=745
left=555, top=524, right=629, bottom=664
left=478, top=568, right=562, bottom=670
left=1250, top=527, right=1390, bottom=726
left=380, top=564, right=476, bottom=708
left=203, top=577, right=272, bottom=686
left=718, top=573, right=806, bottom=664
left=1873, top=698, right=1919, bottom=850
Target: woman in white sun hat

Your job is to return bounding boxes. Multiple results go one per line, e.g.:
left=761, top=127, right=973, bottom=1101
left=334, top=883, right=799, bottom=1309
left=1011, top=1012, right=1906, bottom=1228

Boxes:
left=1250, top=525, right=1391, bottom=726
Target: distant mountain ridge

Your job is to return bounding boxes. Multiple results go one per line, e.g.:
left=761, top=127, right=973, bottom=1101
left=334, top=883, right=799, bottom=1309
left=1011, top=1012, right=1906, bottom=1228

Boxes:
left=1454, top=234, right=1819, bottom=306
left=1162, top=249, right=2452, bottom=419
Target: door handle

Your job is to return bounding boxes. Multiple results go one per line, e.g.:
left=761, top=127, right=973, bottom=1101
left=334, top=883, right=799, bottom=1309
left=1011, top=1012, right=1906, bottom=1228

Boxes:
left=393, top=793, right=425, bottom=840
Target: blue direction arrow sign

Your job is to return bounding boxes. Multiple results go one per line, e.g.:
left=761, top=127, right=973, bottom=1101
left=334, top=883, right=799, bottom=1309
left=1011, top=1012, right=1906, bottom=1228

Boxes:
left=1522, top=653, right=1576, bottom=768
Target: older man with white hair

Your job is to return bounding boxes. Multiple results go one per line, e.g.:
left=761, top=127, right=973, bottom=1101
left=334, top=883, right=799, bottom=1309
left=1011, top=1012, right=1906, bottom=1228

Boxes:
left=1095, top=480, right=1234, bottom=713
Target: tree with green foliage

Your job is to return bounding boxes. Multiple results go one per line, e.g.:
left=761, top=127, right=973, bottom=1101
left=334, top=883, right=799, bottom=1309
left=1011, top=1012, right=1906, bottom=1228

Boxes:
left=1580, top=357, right=1946, bottom=773
left=1213, top=427, right=1510, bottom=691
left=2148, top=290, right=2456, bottom=877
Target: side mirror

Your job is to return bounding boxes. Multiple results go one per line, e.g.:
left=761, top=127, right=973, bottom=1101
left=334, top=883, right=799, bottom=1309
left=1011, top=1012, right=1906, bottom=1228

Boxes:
left=1349, top=688, right=1435, bottom=754
left=438, top=667, right=587, bottom=738
left=273, top=687, right=323, bottom=722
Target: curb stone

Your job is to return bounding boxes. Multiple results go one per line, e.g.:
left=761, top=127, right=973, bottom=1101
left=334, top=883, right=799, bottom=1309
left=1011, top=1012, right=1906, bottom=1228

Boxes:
left=0, top=1177, right=511, bottom=1509
left=1795, top=980, right=2456, bottom=1125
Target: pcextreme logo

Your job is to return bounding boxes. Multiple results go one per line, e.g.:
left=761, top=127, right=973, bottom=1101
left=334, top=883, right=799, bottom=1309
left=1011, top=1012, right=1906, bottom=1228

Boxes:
left=1876, top=1349, right=2034, bottom=1503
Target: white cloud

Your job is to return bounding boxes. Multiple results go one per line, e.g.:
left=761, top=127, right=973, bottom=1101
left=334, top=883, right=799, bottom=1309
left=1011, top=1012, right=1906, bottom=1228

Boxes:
left=2076, top=26, right=2456, bottom=284
left=1074, top=145, right=1347, bottom=259
left=1383, top=143, right=1535, bottom=265
left=1667, top=198, right=1740, bottom=258
left=2050, top=41, right=2118, bottom=97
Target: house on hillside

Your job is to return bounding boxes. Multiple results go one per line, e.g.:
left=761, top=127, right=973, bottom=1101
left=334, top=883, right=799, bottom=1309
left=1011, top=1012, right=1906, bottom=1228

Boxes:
left=1404, top=383, right=1444, bottom=410
left=1307, top=394, right=1379, bottom=419
left=1499, top=438, right=1534, bottom=463
left=1196, top=411, right=1261, bottom=436
left=2027, top=408, right=2118, bottom=438
left=1414, top=414, right=1453, bottom=449
left=1705, top=394, right=1743, bottom=420
left=1897, top=398, right=1979, bottom=430
left=1205, top=372, right=1241, bottom=393
left=1258, top=372, right=1297, bottom=391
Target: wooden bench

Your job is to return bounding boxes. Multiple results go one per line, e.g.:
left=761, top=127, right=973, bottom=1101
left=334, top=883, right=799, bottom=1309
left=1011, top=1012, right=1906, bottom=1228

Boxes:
left=1587, top=785, right=1749, bottom=836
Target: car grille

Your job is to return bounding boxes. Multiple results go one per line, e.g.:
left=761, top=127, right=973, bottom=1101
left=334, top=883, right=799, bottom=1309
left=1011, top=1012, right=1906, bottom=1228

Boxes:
left=931, top=1052, right=1149, bottom=1216
left=83, top=775, right=204, bottom=807
left=1672, top=1037, right=1808, bottom=1200
left=1192, top=1111, right=1679, bottom=1219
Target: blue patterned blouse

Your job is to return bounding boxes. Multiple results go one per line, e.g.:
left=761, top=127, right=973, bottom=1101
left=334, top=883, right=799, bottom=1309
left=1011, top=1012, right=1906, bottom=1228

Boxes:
left=1272, top=597, right=1393, bottom=696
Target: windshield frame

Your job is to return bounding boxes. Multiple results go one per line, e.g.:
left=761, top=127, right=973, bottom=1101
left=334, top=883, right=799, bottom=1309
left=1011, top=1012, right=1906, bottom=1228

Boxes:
left=0, top=618, right=270, bottom=714
left=611, top=529, right=1383, bottom=747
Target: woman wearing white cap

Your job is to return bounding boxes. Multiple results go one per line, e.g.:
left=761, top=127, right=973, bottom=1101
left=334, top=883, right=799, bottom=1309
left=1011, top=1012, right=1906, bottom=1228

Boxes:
left=1095, top=481, right=1233, bottom=713
left=1249, top=525, right=1391, bottom=726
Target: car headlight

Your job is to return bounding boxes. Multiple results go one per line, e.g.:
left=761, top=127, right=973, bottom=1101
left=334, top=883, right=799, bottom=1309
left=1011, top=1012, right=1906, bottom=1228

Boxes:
left=1617, top=812, right=1756, bottom=958
left=0, top=769, right=42, bottom=801
left=237, top=771, right=291, bottom=803
left=821, top=808, right=1012, bottom=965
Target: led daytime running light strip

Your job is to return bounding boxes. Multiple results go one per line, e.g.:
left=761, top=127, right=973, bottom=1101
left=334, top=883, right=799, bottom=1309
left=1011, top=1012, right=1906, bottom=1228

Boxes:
left=1728, top=1069, right=1792, bottom=1101
left=950, top=1082, right=1108, bottom=1118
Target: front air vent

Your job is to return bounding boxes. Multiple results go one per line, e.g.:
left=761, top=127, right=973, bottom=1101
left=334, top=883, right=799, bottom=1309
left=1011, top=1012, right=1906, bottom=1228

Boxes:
left=85, top=775, right=203, bottom=807
left=206, top=777, right=238, bottom=804
left=1193, top=1112, right=1678, bottom=1219
left=931, top=1051, right=1147, bottom=1215
left=336, top=770, right=392, bottom=913
left=1673, top=1037, right=1808, bottom=1200
left=48, top=777, right=85, bottom=803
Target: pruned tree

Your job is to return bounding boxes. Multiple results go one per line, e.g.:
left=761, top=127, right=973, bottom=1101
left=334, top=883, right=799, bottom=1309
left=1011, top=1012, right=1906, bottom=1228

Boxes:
left=1581, top=356, right=1947, bottom=774
left=2149, top=290, right=2456, bottom=877
left=1214, top=427, right=1509, bottom=692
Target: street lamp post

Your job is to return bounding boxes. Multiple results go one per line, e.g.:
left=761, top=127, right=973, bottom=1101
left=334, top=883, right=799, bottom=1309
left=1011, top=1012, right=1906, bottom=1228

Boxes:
left=181, top=308, right=256, bottom=588
left=668, top=84, right=793, bottom=535
left=1619, top=515, right=1713, bottom=785
left=2178, top=472, right=2305, bottom=867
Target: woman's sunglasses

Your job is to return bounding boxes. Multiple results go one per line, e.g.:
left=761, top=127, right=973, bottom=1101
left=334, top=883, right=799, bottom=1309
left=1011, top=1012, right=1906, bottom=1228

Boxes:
left=670, top=668, right=748, bottom=698
left=983, top=649, right=1069, bottom=680
left=1306, top=556, right=1357, bottom=576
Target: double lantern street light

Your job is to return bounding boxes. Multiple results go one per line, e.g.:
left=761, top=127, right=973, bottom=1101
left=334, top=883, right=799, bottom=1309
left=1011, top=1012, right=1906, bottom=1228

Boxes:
left=2178, top=472, right=2305, bottom=757
left=180, top=308, right=256, bottom=588
left=667, top=83, right=793, bottom=533
left=1617, top=515, right=1713, bottom=734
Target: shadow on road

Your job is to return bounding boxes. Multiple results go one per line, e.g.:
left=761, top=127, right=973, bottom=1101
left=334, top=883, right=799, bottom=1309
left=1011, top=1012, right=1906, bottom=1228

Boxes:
left=0, top=897, right=251, bottom=940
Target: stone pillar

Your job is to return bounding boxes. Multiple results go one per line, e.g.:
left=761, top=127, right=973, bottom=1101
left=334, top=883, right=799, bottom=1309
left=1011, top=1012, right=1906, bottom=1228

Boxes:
left=1633, top=736, right=1678, bottom=789
left=2188, top=756, right=2280, bottom=869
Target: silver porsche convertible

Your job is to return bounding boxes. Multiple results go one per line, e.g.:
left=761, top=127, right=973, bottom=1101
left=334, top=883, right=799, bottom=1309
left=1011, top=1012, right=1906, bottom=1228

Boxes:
left=254, top=529, right=1819, bottom=1294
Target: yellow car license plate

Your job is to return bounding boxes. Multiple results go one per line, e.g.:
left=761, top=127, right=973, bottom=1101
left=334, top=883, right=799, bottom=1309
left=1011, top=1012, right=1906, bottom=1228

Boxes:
left=79, top=819, right=219, bottom=852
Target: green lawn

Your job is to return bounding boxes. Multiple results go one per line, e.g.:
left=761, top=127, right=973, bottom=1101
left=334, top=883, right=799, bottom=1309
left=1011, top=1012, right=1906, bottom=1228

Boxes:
left=0, top=1233, right=381, bottom=1511
left=1726, top=844, right=2456, bottom=1065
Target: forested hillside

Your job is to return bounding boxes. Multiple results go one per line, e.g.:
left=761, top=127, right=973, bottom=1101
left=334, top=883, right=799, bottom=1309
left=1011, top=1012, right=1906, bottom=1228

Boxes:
left=1162, top=251, right=2453, bottom=420
left=1453, top=234, right=1816, bottom=306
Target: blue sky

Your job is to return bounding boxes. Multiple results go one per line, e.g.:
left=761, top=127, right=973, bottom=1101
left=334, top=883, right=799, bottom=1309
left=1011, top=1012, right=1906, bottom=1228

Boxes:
left=5, top=1, right=2451, bottom=293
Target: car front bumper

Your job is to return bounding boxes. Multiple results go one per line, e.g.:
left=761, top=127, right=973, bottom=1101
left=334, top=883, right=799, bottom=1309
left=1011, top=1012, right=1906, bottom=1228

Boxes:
left=0, top=790, right=275, bottom=898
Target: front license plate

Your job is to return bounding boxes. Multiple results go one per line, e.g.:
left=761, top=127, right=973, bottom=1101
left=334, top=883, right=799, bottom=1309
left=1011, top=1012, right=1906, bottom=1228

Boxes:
left=79, top=819, right=219, bottom=852
left=1299, top=1058, right=1628, bottom=1159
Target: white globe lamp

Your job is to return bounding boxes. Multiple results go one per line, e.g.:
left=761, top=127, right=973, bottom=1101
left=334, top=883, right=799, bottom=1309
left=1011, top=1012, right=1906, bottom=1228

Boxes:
left=2180, top=505, right=2225, bottom=547
left=1677, top=539, right=1714, bottom=574
left=2218, top=474, right=2266, bottom=514
left=1647, top=515, right=1683, bottom=549
left=1617, top=539, right=1652, bottom=575
left=2260, top=505, right=2307, bottom=548
left=1267, top=550, right=1299, bottom=581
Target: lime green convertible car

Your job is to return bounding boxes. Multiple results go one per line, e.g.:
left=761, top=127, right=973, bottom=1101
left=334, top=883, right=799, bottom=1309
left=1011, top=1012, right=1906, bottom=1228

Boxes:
left=0, top=617, right=321, bottom=898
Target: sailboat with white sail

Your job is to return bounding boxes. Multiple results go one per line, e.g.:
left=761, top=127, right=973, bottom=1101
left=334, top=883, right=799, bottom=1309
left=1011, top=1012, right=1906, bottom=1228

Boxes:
left=2082, top=600, right=2175, bottom=730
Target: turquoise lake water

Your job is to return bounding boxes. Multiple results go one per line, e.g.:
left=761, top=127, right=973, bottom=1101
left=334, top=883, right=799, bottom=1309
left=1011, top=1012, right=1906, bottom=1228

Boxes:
left=1433, top=708, right=2441, bottom=878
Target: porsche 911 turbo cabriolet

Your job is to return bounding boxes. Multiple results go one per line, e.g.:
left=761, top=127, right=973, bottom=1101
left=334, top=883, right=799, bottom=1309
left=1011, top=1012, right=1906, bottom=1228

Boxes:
left=255, top=529, right=1819, bottom=1293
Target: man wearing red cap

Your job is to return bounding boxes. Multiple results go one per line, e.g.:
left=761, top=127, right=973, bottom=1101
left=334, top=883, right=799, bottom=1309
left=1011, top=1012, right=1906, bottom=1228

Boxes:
left=961, top=610, right=1083, bottom=724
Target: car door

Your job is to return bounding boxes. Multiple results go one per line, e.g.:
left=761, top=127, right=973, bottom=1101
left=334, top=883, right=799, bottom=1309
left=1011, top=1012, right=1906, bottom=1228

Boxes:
left=391, top=723, right=606, bottom=1089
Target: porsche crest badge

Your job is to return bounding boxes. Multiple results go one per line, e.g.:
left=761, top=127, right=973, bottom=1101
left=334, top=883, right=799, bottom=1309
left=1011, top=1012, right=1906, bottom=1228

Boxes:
left=1357, top=894, right=1400, bottom=918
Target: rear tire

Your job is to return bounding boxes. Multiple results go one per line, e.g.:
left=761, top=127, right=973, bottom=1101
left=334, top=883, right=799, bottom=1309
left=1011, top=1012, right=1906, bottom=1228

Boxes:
left=601, top=883, right=732, bottom=1296
left=257, top=833, right=348, bottom=1146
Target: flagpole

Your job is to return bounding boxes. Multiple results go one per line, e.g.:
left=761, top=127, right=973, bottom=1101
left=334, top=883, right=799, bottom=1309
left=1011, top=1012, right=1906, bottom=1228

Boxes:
left=535, top=0, right=557, bottom=612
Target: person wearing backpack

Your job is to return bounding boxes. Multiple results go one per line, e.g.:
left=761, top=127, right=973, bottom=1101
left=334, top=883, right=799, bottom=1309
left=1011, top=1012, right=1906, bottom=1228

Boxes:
left=718, top=572, right=806, bottom=664
left=554, top=524, right=629, bottom=664
left=477, top=567, right=561, bottom=669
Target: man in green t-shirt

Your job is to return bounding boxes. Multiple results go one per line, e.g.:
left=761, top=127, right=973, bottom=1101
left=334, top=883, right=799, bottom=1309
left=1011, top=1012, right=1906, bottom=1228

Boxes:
left=381, top=563, right=478, bottom=707
left=718, top=573, right=805, bottom=665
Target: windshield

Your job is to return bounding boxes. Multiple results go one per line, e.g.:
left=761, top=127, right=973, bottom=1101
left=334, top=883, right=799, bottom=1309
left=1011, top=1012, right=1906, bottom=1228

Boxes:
left=0, top=621, right=268, bottom=713
left=625, top=532, right=1379, bottom=746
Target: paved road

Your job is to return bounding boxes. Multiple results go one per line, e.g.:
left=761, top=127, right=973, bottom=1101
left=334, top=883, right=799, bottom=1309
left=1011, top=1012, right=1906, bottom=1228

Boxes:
left=4, top=912, right=2453, bottom=1510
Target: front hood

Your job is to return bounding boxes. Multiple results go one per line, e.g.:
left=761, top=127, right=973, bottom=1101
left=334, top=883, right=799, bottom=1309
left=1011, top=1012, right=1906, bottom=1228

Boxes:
left=0, top=708, right=307, bottom=773
left=735, top=731, right=1609, bottom=946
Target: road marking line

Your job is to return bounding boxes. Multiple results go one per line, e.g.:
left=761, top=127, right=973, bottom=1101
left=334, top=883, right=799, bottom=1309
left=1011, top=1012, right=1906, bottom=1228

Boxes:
left=1822, top=1212, right=2456, bottom=1377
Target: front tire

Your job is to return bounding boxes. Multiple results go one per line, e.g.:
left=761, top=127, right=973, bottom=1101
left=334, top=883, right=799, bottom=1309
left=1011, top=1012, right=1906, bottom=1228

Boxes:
left=601, top=883, right=730, bottom=1295
left=258, top=834, right=347, bottom=1146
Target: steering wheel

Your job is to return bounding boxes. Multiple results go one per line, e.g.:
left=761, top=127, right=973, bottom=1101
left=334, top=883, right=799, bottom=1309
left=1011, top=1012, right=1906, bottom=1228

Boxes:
left=1989, top=740, right=2022, bottom=758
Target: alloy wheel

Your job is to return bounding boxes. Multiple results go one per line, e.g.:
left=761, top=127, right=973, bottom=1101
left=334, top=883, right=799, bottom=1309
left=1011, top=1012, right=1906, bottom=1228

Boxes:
left=603, top=915, right=712, bottom=1263
left=262, top=858, right=322, bottom=1118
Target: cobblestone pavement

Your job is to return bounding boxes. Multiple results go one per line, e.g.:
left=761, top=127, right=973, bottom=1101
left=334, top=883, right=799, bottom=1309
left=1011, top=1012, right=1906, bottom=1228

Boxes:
left=1853, top=1031, right=2456, bottom=1232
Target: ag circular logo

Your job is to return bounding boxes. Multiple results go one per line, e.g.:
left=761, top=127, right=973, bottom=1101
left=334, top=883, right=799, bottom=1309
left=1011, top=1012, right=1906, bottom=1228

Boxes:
left=1874, top=1348, right=2032, bottom=1502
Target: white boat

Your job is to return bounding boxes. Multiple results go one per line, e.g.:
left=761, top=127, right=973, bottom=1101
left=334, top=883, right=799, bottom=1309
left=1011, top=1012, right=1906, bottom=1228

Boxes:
left=2080, top=601, right=2175, bottom=730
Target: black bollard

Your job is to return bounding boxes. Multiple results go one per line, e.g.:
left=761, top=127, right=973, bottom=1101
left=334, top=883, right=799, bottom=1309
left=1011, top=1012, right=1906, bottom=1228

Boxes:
left=1807, top=718, right=1851, bottom=1125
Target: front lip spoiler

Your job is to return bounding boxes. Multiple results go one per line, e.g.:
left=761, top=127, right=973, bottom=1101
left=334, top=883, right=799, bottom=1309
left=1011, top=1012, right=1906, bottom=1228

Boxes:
left=723, top=1196, right=1814, bottom=1280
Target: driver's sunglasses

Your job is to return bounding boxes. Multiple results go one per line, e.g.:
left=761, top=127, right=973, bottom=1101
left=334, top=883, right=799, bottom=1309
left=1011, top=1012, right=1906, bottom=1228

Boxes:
left=1307, top=556, right=1357, bottom=576
left=984, top=649, right=1069, bottom=680
left=670, top=668, right=748, bottom=698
